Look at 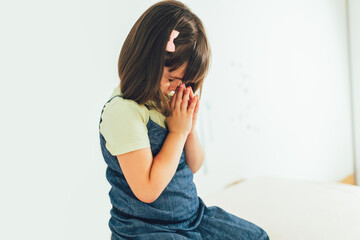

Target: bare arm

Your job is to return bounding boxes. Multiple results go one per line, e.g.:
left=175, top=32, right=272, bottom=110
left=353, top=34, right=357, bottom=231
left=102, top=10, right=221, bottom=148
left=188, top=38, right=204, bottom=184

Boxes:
left=116, top=83, right=197, bottom=203
left=147, top=132, right=188, bottom=200
left=117, top=132, right=187, bottom=203
left=184, top=130, right=205, bottom=174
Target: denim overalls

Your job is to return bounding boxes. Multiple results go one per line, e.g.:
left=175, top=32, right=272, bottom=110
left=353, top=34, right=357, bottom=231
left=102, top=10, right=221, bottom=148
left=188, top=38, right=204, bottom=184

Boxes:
left=99, top=94, right=270, bottom=240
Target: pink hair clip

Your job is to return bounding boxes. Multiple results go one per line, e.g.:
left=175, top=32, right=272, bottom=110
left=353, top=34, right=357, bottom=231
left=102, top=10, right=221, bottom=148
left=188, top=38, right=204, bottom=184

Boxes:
left=166, top=30, right=179, bottom=52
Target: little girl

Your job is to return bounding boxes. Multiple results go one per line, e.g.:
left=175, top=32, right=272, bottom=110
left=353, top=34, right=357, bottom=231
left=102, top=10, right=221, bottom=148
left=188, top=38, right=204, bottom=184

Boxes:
left=99, top=1, right=269, bottom=239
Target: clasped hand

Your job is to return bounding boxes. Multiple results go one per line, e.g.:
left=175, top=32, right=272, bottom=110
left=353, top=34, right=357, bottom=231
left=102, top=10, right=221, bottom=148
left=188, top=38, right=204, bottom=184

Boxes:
left=166, top=83, right=200, bottom=136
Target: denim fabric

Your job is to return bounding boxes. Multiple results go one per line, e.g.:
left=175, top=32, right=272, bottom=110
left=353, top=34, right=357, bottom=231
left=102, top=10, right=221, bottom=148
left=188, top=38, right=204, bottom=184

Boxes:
left=99, top=95, right=269, bottom=240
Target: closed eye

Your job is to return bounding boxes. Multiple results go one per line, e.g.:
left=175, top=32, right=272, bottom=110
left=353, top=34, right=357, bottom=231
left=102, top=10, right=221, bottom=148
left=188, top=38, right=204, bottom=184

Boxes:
left=168, top=79, right=175, bottom=82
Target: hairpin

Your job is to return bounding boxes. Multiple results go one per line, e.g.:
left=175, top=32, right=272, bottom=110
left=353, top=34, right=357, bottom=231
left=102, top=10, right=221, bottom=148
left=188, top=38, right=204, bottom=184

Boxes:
left=166, top=30, right=179, bottom=52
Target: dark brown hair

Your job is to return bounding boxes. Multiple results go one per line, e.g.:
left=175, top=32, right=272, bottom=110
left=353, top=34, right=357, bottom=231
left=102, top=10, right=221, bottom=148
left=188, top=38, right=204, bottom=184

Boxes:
left=118, top=0, right=211, bottom=117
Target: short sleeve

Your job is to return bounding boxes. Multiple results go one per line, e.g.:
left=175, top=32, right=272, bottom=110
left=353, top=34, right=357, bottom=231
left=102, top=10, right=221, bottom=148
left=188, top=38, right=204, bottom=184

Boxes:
left=100, top=97, right=150, bottom=156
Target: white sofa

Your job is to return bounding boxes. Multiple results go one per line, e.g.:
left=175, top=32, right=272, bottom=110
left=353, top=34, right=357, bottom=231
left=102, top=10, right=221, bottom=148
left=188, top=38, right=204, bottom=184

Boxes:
left=202, top=176, right=360, bottom=240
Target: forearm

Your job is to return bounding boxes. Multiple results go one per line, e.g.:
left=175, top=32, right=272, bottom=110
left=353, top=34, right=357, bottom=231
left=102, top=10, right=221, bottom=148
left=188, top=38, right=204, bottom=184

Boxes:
left=184, top=130, right=205, bottom=174
left=149, top=132, right=188, bottom=200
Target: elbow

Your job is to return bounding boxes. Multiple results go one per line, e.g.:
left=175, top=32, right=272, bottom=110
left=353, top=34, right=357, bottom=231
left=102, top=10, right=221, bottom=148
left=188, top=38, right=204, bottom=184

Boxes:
left=140, top=197, right=156, bottom=204
left=190, top=154, right=205, bottom=174
left=134, top=187, right=162, bottom=204
left=196, top=151, right=205, bottom=173
left=136, top=193, right=158, bottom=204
left=142, top=192, right=163, bottom=204
left=192, top=168, right=199, bottom=174
left=197, top=152, right=205, bottom=173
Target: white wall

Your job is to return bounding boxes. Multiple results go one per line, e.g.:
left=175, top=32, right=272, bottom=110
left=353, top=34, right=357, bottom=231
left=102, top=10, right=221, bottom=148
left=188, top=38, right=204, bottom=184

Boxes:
left=189, top=0, right=354, bottom=196
left=348, top=0, right=360, bottom=185
left=0, top=0, right=355, bottom=239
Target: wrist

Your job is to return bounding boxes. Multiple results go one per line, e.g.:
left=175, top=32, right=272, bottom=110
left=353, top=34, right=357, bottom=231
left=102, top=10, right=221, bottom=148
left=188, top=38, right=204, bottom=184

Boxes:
left=168, top=131, right=188, bottom=140
left=188, top=129, right=197, bottom=137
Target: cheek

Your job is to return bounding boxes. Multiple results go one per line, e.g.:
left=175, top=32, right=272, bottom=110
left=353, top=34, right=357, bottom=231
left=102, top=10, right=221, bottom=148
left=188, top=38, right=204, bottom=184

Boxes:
left=171, top=81, right=179, bottom=88
left=160, top=81, right=170, bottom=90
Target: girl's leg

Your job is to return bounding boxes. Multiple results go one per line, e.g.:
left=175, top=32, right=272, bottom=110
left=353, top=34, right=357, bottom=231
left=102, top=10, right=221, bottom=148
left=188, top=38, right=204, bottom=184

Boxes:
left=110, top=216, right=203, bottom=240
left=112, top=231, right=202, bottom=240
left=196, top=206, right=269, bottom=240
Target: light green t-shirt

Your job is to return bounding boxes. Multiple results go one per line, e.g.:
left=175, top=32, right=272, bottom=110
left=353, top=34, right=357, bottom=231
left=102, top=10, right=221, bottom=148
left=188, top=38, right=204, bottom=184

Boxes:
left=99, top=86, right=171, bottom=156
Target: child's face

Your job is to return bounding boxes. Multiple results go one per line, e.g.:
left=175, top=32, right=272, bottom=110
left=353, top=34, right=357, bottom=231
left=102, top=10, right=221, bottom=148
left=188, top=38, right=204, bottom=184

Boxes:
left=160, top=63, right=187, bottom=96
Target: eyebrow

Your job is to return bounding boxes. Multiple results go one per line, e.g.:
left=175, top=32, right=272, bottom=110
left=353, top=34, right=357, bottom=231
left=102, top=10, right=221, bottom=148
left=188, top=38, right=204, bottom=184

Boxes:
left=169, top=75, right=183, bottom=80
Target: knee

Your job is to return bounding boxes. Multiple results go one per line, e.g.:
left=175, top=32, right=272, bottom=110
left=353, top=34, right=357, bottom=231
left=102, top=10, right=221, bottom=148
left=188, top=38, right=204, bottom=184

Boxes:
left=256, top=227, right=270, bottom=240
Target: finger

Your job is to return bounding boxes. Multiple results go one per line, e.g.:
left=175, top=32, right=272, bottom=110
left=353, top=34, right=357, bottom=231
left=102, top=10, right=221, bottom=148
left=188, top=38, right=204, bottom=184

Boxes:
left=171, top=90, right=177, bottom=110
left=189, top=87, right=194, bottom=99
left=175, top=84, right=184, bottom=110
left=172, top=85, right=182, bottom=110
left=181, top=87, right=190, bottom=113
left=187, top=87, right=193, bottom=108
left=194, top=95, right=200, bottom=115
left=187, top=95, right=198, bottom=115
